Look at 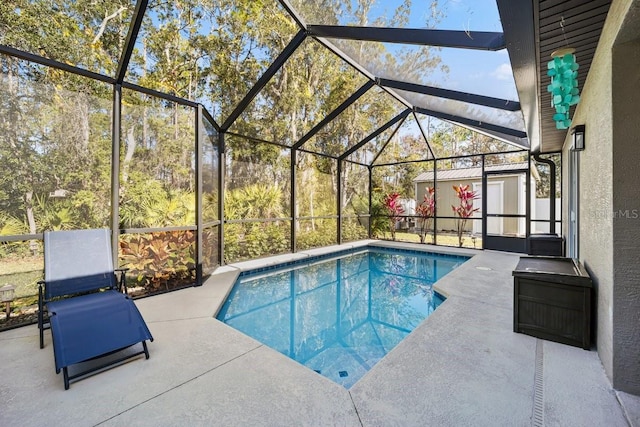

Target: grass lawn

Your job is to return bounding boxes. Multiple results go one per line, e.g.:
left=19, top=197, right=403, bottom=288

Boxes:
left=0, top=256, right=43, bottom=298
left=376, top=231, right=482, bottom=249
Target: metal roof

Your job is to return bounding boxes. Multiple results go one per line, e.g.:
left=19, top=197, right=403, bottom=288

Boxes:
left=413, top=162, right=529, bottom=182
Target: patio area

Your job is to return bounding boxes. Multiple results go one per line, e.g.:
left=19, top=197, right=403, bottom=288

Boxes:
left=1, top=241, right=638, bottom=426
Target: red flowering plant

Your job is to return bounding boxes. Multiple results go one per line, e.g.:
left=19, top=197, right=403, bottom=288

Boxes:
left=383, top=192, right=405, bottom=241
left=451, top=184, right=479, bottom=247
left=415, top=187, right=436, bottom=244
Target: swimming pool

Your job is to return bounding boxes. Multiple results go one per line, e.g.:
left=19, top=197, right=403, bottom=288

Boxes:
left=217, top=247, right=469, bottom=388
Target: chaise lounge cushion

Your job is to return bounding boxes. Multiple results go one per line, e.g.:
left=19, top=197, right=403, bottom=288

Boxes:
left=47, top=289, right=153, bottom=371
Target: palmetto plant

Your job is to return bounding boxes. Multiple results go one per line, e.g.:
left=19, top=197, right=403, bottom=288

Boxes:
left=0, top=213, right=27, bottom=236
left=143, top=191, right=195, bottom=228
left=0, top=213, right=30, bottom=258
left=241, top=184, right=284, bottom=219
left=369, top=197, right=388, bottom=239
left=452, top=184, right=479, bottom=247
left=34, top=194, right=77, bottom=231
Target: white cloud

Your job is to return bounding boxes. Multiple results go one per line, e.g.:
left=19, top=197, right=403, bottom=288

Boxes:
left=490, top=63, right=513, bottom=81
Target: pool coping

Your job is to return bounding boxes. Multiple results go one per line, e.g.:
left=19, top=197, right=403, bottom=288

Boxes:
left=214, top=241, right=473, bottom=388
left=1, top=240, right=635, bottom=426
left=200, top=241, right=631, bottom=425
left=211, top=239, right=481, bottom=318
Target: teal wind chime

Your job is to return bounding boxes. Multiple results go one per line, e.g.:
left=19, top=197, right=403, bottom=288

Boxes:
left=547, top=47, right=581, bottom=129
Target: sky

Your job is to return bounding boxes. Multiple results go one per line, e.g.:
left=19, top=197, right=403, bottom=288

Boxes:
left=338, top=0, right=524, bottom=143
left=355, top=0, right=518, bottom=101
left=131, top=0, right=522, bottom=137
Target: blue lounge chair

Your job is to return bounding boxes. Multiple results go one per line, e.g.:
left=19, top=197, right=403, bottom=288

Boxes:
left=38, top=228, right=153, bottom=389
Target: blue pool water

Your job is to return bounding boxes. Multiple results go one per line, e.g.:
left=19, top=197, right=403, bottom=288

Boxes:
left=217, top=247, right=468, bottom=388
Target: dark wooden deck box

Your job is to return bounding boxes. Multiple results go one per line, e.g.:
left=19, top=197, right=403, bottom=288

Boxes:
left=527, top=233, right=564, bottom=256
left=512, top=256, right=592, bottom=349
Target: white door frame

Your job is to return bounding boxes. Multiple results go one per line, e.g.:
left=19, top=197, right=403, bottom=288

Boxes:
left=473, top=181, right=503, bottom=235
left=568, top=150, right=580, bottom=258
left=518, top=174, right=526, bottom=236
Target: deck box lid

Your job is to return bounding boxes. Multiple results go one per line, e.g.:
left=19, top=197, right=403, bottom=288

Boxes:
left=512, top=256, right=592, bottom=287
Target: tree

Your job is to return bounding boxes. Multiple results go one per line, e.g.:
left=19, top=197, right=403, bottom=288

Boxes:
left=0, top=0, right=452, bottom=256
left=0, top=0, right=132, bottom=238
left=533, top=154, right=561, bottom=198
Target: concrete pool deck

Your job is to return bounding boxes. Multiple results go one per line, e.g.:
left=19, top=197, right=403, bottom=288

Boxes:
left=1, top=240, right=639, bottom=426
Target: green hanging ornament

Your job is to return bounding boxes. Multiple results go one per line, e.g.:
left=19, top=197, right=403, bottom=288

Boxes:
left=546, top=47, right=581, bottom=129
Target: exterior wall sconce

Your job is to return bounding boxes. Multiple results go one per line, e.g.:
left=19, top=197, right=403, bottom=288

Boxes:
left=571, top=124, right=585, bottom=151
left=547, top=47, right=581, bottom=130
left=1, top=284, right=15, bottom=320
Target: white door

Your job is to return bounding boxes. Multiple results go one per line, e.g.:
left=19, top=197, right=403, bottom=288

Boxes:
left=473, top=181, right=503, bottom=235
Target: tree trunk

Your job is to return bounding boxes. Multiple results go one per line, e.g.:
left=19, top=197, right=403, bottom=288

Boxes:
left=79, top=93, right=90, bottom=150
left=457, top=218, right=467, bottom=247
left=24, top=191, right=38, bottom=254
left=289, top=110, right=299, bottom=234
left=121, top=126, right=136, bottom=186
left=309, top=178, right=315, bottom=231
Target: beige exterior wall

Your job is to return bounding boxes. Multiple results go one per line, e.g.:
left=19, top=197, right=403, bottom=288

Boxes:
left=416, top=174, right=523, bottom=235
left=562, top=0, right=640, bottom=394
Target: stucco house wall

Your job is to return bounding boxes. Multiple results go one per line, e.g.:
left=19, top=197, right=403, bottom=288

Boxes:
left=562, top=0, right=640, bottom=394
